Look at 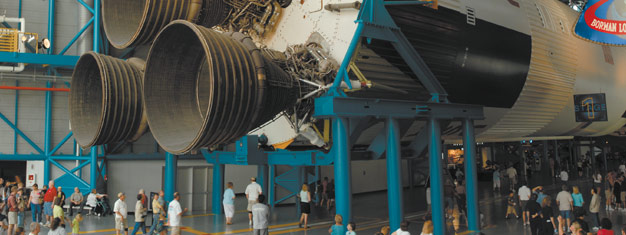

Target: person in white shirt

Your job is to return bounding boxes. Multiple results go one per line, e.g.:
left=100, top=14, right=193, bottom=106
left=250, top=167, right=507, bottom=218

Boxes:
left=556, top=185, right=573, bottom=231
left=560, top=170, right=569, bottom=183
left=82, top=189, right=106, bottom=215
left=113, top=192, right=128, bottom=235
left=391, top=220, right=410, bottom=235
left=506, top=166, right=517, bottom=189
left=518, top=184, right=531, bottom=226
left=167, top=192, right=188, bottom=235
left=245, top=177, right=263, bottom=226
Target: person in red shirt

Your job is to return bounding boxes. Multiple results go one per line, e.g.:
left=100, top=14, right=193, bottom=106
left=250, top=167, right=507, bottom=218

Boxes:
left=43, top=181, right=57, bottom=226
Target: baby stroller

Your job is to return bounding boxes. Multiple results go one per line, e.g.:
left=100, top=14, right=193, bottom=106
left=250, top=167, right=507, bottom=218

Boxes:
left=94, top=196, right=113, bottom=216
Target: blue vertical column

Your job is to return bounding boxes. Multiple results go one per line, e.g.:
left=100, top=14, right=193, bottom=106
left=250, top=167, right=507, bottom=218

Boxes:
left=212, top=164, right=224, bottom=214
left=164, top=152, right=177, bottom=202
left=90, top=146, right=98, bottom=190
left=428, top=118, right=445, bottom=235
left=47, top=0, right=55, bottom=54
left=463, top=119, right=480, bottom=231
left=43, top=159, right=50, bottom=186
left=93, top=0, right=101, bottom=52
left=257, top=165, right=268, bottom=195
left=386, top=118, right=403, bottom=231
left=333, top=117, right=351, bottom=234
left=269, top=165, right=276, bottom=208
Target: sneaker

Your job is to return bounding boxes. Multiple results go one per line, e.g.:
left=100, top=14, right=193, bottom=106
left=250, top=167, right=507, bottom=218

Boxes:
left=593, top=227, right=599, bottom=231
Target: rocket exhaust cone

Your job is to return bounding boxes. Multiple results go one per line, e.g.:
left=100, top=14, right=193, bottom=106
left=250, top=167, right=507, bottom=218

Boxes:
left=69, top=52, right=146, bottom=147
left=143, top=20, right=297, bottom=154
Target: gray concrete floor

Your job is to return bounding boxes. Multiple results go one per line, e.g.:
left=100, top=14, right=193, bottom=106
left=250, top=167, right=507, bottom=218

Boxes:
left=17, top=166, right=626, bottom=235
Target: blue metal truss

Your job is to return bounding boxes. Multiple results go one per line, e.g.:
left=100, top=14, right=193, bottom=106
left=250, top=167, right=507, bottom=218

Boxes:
left=0, top=0, right=103, bottom=197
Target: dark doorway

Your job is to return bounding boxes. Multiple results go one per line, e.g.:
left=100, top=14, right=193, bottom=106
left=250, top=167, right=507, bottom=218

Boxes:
left=0, top=161, right=27, bottom=183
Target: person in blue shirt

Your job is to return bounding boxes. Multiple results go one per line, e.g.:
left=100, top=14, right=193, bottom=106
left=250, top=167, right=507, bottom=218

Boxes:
left=329, top=214, right=344, bottom=235
left=572, top=186, right=584, bottom=213
left=346, top=222, right=356, bottom=235
left=223, top=182, right=236, bottom=225
left=533, top=186, right=547, bottom=204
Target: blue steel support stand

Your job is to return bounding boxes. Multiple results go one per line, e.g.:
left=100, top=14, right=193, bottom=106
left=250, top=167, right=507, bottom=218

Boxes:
left=463, top=119, right=480, bottom=232
left=386, top=118, right=403, bottom=231
left=90, top=146, right=97, bottom=190
left=212, top=164, right=224, bottom=214
left=269, top=165, right=276, bottom=208
left=164, top=153, right=177, bottom=203
left=428, top=118, right=445, bottom=235
left=333, top=117, right=351, bottom=235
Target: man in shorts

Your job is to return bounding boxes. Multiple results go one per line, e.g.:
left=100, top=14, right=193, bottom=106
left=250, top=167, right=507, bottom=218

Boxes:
left=556, top=185, right=573, bottom=231
left=42, top=181, right=57, bottom=226
left=7, top=186, right=17, bottom=235
left=518, top=183, right=531, bottom=226
left=114, top=192, right=128, bottom=235
left=245, top=177, right=263, bottom=226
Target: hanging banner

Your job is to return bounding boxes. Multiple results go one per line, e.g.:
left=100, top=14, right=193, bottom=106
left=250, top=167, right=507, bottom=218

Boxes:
left=574, top=0, right=626, bottom=46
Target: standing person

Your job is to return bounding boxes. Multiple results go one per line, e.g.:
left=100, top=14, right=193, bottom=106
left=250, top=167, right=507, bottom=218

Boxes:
left=245, top=177, right=263, bottom=226
left=505, top=190, right=519, bottom=219
left=28, top=184, right=42, bottom=224
left=251, top=195, right=269, bottom=235
left=131, top=194, right=147, bottom=235
left=319, top=177, right=328, bottom=207
left=329, top=215, right=344, bottom=235
left=607, top=171, right=616, bottom=211
left=113, top=192, right=128, bottom=235
left=572, top=186, right=584, bottom=214
left=593, top=171, right=603, bottom=192
left=148, top=193, right=164, bottom=235
left=590, top=188, right=601, bottom=231
left=56, top=187, right=65, bottom=209
left=346, top=222, right=356, bottom=235
left=42, top=181, right=57, bottom=226
left=298, top=184, right=311, bottom=229
left=614, top=177, right=622, bottom=211
left=68, top=187, right=83, bottom=217
left=222, top=182, right=235, bottom=225
left=540, top=196, right=556, bottom=235
left=527, top=194, right=542, bottom=235
left=518, top=183, right=531, bottom=226
left=556, top=185, right=574, bottom=232
left=455, top=181, right=467, bottom=217
left=52, top=197, right=65, bottom=224
left=16, top=189, right=26, bottom=233
left=533, top=186, right=547, bottom=204
left=577, top=160, right=584, bottom=177
left=560, top=170, right=569, bottom=185
left=7, top=187, right=17, bottom=235
left=71, top=214, right=82, bottom=235
left=493, top=167, right=501, bottom=192
left=507, top=165, right=518, bottom=190
left=167, top=192, right=188, bottom=235
left=327, top=179, right=335, bottom=212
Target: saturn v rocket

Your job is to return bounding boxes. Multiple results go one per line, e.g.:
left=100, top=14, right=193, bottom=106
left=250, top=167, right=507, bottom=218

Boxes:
left=68, top=0, right=626, bottom=153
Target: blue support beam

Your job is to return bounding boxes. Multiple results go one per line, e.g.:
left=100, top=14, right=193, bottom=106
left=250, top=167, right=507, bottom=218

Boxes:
left=212, top=164, right=224, bottom=215
left=428, top=118, right=445, bottom=235
left=333, top=117, right=351, bottom=233
left=59, top=17, right=94, bottom=55
left=0, top=52, right=79, bottom=66
left=257, top=165, right=268, bottom=195
left=93, top=0, right=101, bottom=53
left=49, top=132, right=73, bottom=156
left=44, top=82, right=52, bottom=155
left=48, top=0, right=55, bottom=54
left=269, top=165, right=276, bottom=208
left=386, top=118, right=403, bottom=231
left=164, top=152, right=177, bottom=203
left=90, top=146, right=98, bottom=191
left=0, top=112, right=44, bottom=154
left=463, top=119, right=480, bottom=232
left=14, top=81, right=18, bottom=154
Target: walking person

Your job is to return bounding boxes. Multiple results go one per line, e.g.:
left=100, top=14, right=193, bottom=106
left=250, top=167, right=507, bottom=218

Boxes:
left=113, top=192, right=128, bottom=235
left=614, top=177, right=622, bottom=211
left=245, top=177, right=262, bottom=226
left=556, top=185, right=573, bottom=232
left=319, top=177, right=328, bottom=207
left=507, top=165, right=518, bottom=190
left=71, top=214, right=83, bottom=235
left=493, top=167, right=501, bottom=192
left=505, top=190, right=519, bottom=219
left=223, top=182, right=235, bottom=225
left=68, top=188, right=83, bottom=217
left=527, top=194, right=542, bottom=235
left=298, top=184, right=311, bottom=229
left=167, top=192, right=188, bottom=235
left=148, top=193, right=164, bottom=235
left=16, top=189, right=26, bottom=234
left=28, top=184, right=42, bottom=224
left=251, top=195, right=269, bottom=235
left=131, top=194, right=147, bottom=235
left=518, top=182, right=531, bottom=226
left=590, top=188, right=601, bottom=231
left=572, top=186, right=584, bottom=214
left=540, top=196, right=556, bottom=235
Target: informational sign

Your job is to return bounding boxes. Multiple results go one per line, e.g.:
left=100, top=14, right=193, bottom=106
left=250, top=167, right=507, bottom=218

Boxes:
left=573, top=93, right=608, bottom=122
left=27, top=174, right=36, bottom=186
left=574, top=0, right=626, bottom=46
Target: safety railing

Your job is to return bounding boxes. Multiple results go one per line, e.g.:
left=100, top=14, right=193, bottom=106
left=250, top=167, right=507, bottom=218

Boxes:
left=0, top=28, right=18, bottom=52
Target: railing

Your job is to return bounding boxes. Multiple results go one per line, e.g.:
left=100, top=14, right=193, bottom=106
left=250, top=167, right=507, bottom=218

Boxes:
left=0, top=28, right=18, bottom=52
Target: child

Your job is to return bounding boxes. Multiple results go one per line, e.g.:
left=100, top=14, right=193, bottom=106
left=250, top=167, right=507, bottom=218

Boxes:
left=346, top=222, right=356, bottom=235
left=328, top=214, right=343, bottom=235
left=506, top=190, right=519, bottom=219
left=71, top=214, right=83, bottom=235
